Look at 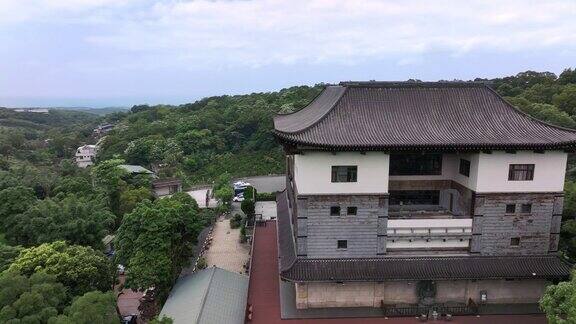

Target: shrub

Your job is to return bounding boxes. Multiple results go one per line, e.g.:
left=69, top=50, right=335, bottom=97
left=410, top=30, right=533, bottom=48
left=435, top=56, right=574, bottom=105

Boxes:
left=230, top=214, right=243, bottom=229
left=241, top=199, right=255, bottom=216
left=244, top=186, right=256, bottom=201
left=240, top=224, right=247, bottom=243
left=196, top=257, right=207, bottom=270
left=256, top=192, right=276, bottom=201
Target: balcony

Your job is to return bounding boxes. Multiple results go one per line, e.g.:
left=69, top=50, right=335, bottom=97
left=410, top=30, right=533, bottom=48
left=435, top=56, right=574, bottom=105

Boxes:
left=386, top=218, right=472, bottom=252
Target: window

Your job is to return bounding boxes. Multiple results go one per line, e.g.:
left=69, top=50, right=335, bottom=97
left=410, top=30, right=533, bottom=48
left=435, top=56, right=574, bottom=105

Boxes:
left=389, top=190, right=440, bottom=206
left=390, top=154, right=442, bottom=175
left=521, top=203, right=532, bottom=213
left=510, top=237, right=520, bottom=246
left=459, top=159, right=471, bottom=177
left=508, top=164, right=535, bottom=181
left=505, top=204, right=516, bottom=214
left=347, top=206, right=357, bottom=215
left=330, top=206, right=341, bottom=216
left=331, top=166, right=358, bottom=182
left=337, top=240, right=348, bottom=249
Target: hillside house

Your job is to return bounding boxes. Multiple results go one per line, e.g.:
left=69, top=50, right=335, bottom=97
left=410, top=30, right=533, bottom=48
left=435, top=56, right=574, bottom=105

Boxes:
left=152, top=178, right=183, bottom=197
left=75, top=144, right=97, bottom=168
left=273, top=82, right=573, bottom=315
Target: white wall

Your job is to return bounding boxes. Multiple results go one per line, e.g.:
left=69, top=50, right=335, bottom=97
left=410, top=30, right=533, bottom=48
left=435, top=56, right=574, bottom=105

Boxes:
left=475, top=151, right=567, bottom=193
left=294, top=152, right=389, bottom=195
left=294, top=150, right=567, bottom=195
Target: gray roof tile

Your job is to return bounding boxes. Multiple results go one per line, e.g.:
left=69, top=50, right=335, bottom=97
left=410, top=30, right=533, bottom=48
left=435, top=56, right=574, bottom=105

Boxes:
left=273, top=82, right=576, bottom=150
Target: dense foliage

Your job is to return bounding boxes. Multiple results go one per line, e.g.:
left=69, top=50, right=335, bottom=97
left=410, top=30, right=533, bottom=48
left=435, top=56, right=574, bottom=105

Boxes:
left=48, top=291, right=118, bottom=324
left=5, top=194, right=114, bottom=248
left=540, top=272, right=576, bottom=323
left=0, top=272, right=68, bottom=323
left=97, top=86, right=323, bottom=184
left=9, top=241, right=114, bottom=296
left=115, top=193, right=205, bottom=300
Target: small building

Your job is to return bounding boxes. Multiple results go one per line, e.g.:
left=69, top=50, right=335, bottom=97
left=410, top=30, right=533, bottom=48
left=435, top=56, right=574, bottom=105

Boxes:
left=152, top=178, right=183, bottom=198
left=75, top=144, right=97, bottom=168
left=160, top=267, right=249, bottom=324
left=93, top=124, right=114, bottom=137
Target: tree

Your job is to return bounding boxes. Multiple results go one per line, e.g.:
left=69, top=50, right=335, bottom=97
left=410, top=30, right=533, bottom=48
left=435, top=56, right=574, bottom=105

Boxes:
left=0, top=245, right=22, bottom=272
left=553, top=84, right=576, bottom=115
left=0, top=272, right=68, bottom=324
left=91, top=158, right=129, bottom=215
left=0, top=186, right=36, bottom=226
left=9, top=241, right=114, bottom=296
left=540, top=273, right=576, bottom=323
left=119, top=187, right=153, bottom=215
left=558, top=68, right=576, bottom=85
left=48, top=291, right=117, bottom=324
left=52, top=176, right=93, bottom=197
left=6, top=194, right=115, bottom=248
left=115, top=195, right=203, bottom=300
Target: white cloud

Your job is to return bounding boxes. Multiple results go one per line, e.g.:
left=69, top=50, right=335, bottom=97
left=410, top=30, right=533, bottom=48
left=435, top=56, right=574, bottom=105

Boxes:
left=1, top=0, right=575, bottom=70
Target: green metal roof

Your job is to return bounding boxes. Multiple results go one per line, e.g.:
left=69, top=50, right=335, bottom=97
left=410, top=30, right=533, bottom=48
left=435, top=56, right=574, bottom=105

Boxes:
left=160, top=267, right=249, bottom=324
left=117, top=164, right=154, bottom=174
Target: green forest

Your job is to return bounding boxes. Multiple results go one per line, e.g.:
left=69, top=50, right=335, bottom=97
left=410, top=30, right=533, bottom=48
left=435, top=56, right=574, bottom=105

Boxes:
left=1, top=68, right=576, bottom=322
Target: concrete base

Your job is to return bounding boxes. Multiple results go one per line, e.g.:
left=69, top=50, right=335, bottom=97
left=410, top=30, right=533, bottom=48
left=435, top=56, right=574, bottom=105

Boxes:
left=295, top=279, right=548, bottom=309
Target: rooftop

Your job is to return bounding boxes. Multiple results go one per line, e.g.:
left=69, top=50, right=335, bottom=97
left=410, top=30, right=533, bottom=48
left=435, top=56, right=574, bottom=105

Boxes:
left=160, top=267, right=249, bottom=324
left=117, top=164, right=154, bottom=174
left=273, top=82, right=576, bottom=150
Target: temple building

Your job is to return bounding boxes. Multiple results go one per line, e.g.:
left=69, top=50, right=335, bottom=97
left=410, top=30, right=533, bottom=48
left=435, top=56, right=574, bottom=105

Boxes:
left=273, top=82, right=573, bottom=315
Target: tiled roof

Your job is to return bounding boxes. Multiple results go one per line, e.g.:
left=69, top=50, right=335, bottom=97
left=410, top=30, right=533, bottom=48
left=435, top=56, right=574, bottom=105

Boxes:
left=160, top=267, right=249, bottom=324
left=273, top=82, right=576, bottom=150
left=276, top=190, right=297, bottom=272
left=275, top=191, right=572, bottom=282
left=281, top=255, right=572, bottom=282
left=152, top=178, right=182, bottom=188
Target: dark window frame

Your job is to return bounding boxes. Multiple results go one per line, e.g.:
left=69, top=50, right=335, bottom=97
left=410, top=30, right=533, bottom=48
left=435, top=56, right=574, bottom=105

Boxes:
left=459, top=159, right=471, bottom=177
left=505, top=204, right=516, bottom=214
left=510, top=237, right=520, bottom=246
left=389, top=190, right=440, bottom=206
left=330, top=206, right=341, bottom=216
left=347, top=206, right=358, bottom=216
left=337, top=240, right=348, bottom=249
left=520, top=203, right=532, bottom=214
left=389, top=153, right=442, bottom=176
left=508, top=164, right=535, bottom=181
left=331, top=166, right=358, bottom=183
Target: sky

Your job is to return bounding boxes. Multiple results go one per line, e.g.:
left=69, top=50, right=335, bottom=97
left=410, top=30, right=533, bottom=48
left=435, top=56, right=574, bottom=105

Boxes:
left=0, top=0, right=575, bottom=108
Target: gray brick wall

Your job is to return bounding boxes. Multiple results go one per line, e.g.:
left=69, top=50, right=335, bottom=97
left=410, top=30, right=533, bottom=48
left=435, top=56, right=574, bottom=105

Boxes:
left=472, top=193, right=561, bottom=255
left=297, top=195, right=388, bottom=258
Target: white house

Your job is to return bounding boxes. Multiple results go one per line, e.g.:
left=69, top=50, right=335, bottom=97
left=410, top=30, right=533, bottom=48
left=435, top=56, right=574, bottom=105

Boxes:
left=75, top=144, right=97, bottom=168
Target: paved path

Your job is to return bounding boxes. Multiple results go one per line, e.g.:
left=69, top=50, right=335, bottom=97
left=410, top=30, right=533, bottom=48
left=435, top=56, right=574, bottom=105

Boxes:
left=235, top=175, right=285, bottom=193
left=256, top=201, right=277, bottom=220
left=186, top=188, right=218, bottom=208
left=204, top=215, right=250, bottom=274
left=247, top=221, right=547, bottom=324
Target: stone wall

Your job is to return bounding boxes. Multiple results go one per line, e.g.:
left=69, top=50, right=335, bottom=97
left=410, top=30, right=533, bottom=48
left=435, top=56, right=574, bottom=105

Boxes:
left=471, top=192, right=563, bottom=255
left=295, top=279, right=549, bottom=309
left=296, top=195, right=388, bottom=258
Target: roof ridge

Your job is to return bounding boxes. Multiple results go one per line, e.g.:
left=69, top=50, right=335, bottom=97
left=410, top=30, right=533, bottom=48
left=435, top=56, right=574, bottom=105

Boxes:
left=196, top=267, right=217, bottom=324
left=339, top=81, right=488, bottom=88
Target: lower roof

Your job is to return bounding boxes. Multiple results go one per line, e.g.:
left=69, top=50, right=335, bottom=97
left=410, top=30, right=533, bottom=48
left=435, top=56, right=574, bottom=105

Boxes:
left=281, top=255, right=572, bottom=282
left=276, top=191, right=572, bottom=282
left=160, top=267, right=249, bottom=324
